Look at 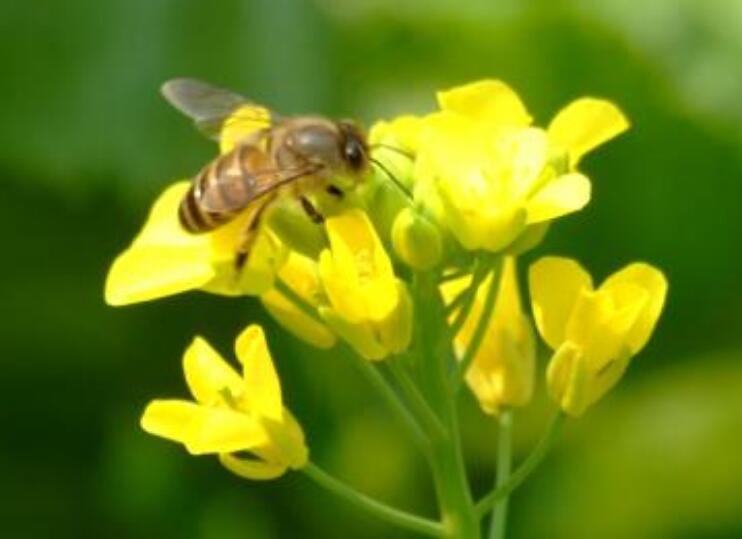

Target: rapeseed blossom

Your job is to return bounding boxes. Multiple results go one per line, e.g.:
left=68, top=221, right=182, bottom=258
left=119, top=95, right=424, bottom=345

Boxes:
left=370, top=80, right=629, bottom=254
left=141, top=325, right=307, bottom=479
left=107, top=77, right=666, bottom=539
left=318, top=209, right=412, bottom=360
left=529, top=257, right=667, bottom=416
left=443, top=257, right=535, bottom=415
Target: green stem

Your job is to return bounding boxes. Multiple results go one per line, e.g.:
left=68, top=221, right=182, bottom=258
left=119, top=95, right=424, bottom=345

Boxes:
left=440, top=268, right=472, bottom=283
left=447, top=260, right=488, bottom=338
left=475, top=413, right=565, bottom=520
left=274, top=278, right=320, bottom=322
left=340, top=344, right=430, bottom=458
left=414, top=272, right=480, bottom=539
left=275, top=279, right=430, bottom=457
left=453, top=261, right=503, bottom=392
left=488, top=409, right=513, bottom=539
left=444, top=285, right=474, bottom=317
left=387, top=359, right=447, bottom=439
left=302, top=462, right=444, bottom=538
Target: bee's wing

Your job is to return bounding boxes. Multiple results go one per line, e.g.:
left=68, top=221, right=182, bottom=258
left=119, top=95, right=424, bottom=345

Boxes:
left=161, top=78, right=276, bottom=140
left=198, top=159, right=322, bottom=214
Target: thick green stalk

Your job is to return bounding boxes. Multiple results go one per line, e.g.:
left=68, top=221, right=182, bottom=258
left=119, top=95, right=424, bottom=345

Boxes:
left=415, top=272, right=480, bottom=539
left=489, top=409, right=513, bottom=539
left=303, top=462, right=443, bottom=537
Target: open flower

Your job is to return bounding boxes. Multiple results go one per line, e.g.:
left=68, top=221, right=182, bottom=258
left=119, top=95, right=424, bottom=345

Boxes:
left=443, top=257, right=535, bottom=414
left=105, top=103, right=288, bottom=307
left=140, top=325, right=308, bottom=479
left=529, top=257, right=668, bottom=416
left=372, top=80, right=629, bottom=254
left=318, top=209, right=412, bottom=360
left=105, top=181, right=286, bottom=305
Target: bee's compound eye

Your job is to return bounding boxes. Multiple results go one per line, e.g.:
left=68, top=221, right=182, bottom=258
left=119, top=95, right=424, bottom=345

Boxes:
left=344, top=138, right=365, bottom=170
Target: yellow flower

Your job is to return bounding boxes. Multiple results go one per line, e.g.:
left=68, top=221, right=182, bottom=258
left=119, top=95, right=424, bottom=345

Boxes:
left=105, top=181, right=287, bottom=306
left=318, top=209, right=412, bottom=360
left=529, top=257, right=668, bottom=417
left=443, top=257, right=535, bottom=414
left=140, top=325, right=308, bottom=480
left=377, top=80, right=629, bottom=254
left=260, top=251, right=337, bottom=349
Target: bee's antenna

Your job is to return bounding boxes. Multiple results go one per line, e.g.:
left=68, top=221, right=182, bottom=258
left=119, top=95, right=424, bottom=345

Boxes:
left=369, top=157, right=413, bottom=200
left=370, top=143, right=414, bottom=160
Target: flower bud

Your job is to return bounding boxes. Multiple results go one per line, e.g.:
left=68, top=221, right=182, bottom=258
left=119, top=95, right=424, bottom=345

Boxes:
left=266, top=198, right=328, bottom=260
left=391, top=207, right=443, bottom=269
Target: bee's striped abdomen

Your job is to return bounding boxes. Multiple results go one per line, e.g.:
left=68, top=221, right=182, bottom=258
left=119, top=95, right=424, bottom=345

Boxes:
left=178, top=145, right=264, bottom=233
left=178, top=183, right=233, bottom=233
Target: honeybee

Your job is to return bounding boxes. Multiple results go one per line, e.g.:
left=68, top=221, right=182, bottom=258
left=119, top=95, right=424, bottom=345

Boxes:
left=161, top=78, right=372, bottom=266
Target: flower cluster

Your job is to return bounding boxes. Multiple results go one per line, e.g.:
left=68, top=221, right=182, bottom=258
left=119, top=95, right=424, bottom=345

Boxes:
left=106, top=79, right=667, bottom=538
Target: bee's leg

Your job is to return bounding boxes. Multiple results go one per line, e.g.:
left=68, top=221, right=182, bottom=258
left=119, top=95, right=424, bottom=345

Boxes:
left=326, top=185, right=344, bottom=199
left=235, top=196, right=275, bottom=270
left=299, top=196, right=325, bottom=224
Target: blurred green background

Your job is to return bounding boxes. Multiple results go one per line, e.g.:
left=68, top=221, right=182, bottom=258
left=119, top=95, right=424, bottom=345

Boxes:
left=1, top=0, right=741, bottom=537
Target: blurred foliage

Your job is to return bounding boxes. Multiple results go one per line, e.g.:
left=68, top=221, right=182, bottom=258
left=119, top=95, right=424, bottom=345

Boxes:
left=0, top=1, right=740, bottom=538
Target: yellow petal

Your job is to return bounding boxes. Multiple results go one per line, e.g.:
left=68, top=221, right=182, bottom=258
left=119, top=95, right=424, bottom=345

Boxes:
left=219, top=104, right=272, bottom=154
left=547, top=98, right=629, bottom=166
left=497, top=127, right=549, bottom=199
left=261, top=289, right=337, bottom=349
left=565, top=286, right=645, bottom=363
left=601, top=263, right=668, bottom=353
left=377, top=281, right=414, bottom=355
left=459, top=258, right=536, bottom=414
left=319, top=250, right=365, bottom=323
left=183, top=337, right=242, bottom=405
left=259, top=412, right=309, bottom=469
left=322, top=210, right=398, bottom=323
left=319, top=307, right=388, bottom=361
left=184, top=407, right=269, bottom=455
left=369, top=115, right=425, bottom=153
left=546, top=342, right=589, bottom=416
left=105, top=246, right=215, bottom=306
left=235, top=325, right=283, bottom=422
left=466, top=328, right=535, bottom=415
left=494, top=258, right=525, bottom=332
left=219, top=453, right=287, bottom=480
left=140, top=399, right=202, bottom=444
left=104, top=182, right=215, bottom=305
left=529, top=257, right=593, bottom=349
left=437, top=80, right=532, bottom=127
left=526, top=173, right=591, bottom=224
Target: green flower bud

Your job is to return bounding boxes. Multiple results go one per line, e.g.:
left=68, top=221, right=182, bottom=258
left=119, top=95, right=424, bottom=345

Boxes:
left=391, top=207, right=443, bottom=269
left=266, top=198, right=328, bottom=259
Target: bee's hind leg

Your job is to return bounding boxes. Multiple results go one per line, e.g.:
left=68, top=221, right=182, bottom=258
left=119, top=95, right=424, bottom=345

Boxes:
left=234, top=195, right=275, bottom=271
left=299, top=196, right=325, bottom=224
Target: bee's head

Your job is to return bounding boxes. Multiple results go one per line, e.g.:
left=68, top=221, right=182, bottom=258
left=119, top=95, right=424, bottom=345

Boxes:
left=338, top=121, right=369, bottom=173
